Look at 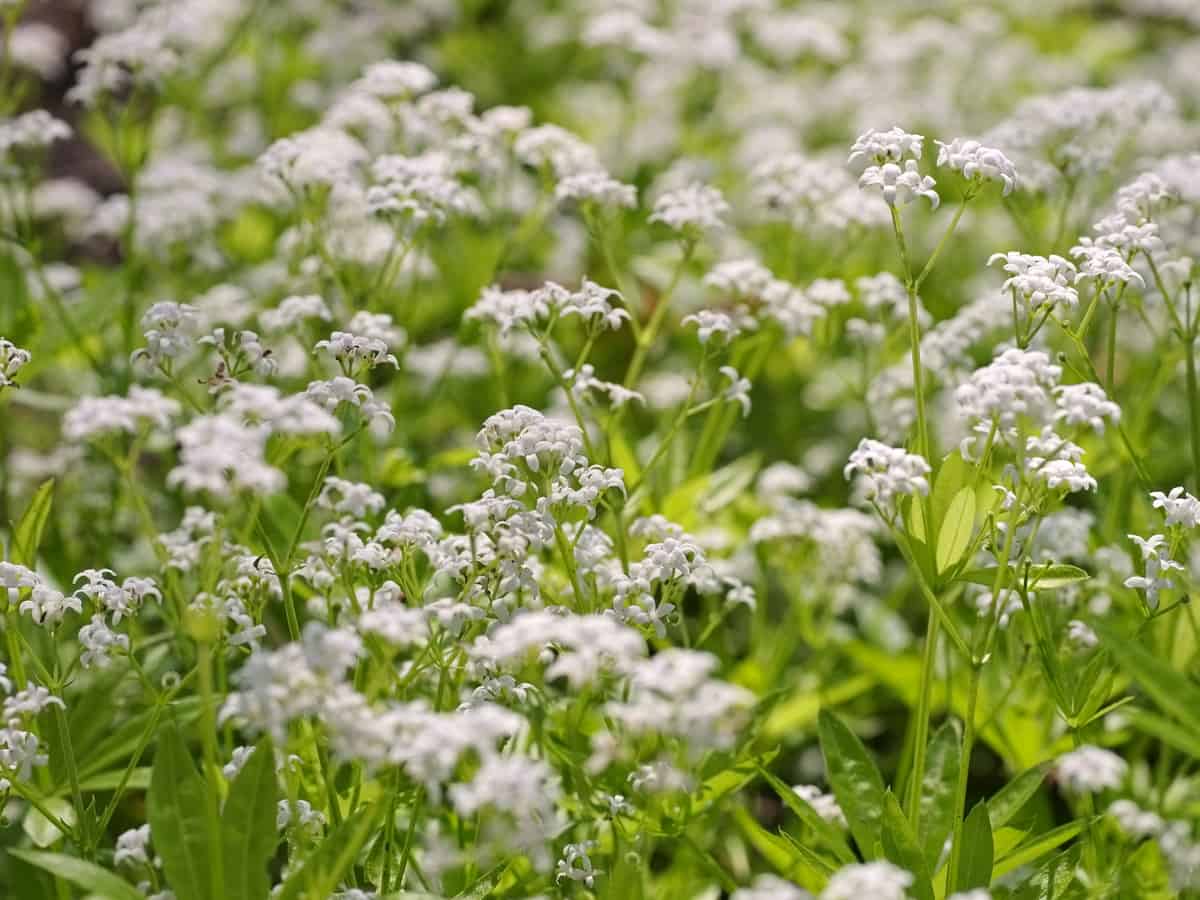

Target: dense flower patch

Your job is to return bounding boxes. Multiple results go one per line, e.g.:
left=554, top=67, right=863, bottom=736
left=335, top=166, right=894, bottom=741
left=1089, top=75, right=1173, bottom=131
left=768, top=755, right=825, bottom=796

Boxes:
left=2, top=1, right=1200, bottom=898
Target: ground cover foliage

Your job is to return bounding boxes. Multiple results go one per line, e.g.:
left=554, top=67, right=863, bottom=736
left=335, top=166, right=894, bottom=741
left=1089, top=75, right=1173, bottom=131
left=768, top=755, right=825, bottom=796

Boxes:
left=3, top=0, right=1200, bottom=897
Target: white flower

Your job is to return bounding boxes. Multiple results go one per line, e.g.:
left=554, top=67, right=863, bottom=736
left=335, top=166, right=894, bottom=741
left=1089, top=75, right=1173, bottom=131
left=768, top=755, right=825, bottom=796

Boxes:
left=0, top=338, right=31, bottom=389
left=258, top=128, right=367, bottom=191
left=649, top=183, right=730, bottom=233
left=1151, top=487, right=1200, bottom=528
left=793, top=785, right=847, bottom=827
left=555, top=169, right=637, bottom=209
left=78, top=614, right=129, bottom=668
left=705, top=259, right=774, bottom=297
left=0, top=109, right=72, bottom=152
left=168, top=415, right=285, bottom=498
left=1067, top=620, right=1098, bottom=648
left=956, top=348, right=1062, bottom=436
left=1056, top=745, right=1127, bottom=793
left=354, top=60, right=437, bottom=99
left=63, top=387, right=181, bottom=443
left=720, top=366, right=753, bottom=416
left=1125, top=533, right=1183, bottom=610
left=684, top=310, right=741, bottom=344
left=556, top=841, right=599, bottom=889
left=1070, top=240, right=1144, bottom=287
left=733, top=875, right=812, bottom=900
left=1108, top=799, right=1165, bottom=839
left=848, top=127, right=925, bottom=168
left=844, top=438, right=931, bottom=513
left=260, top=294, right=331, bottom=333
left=18, top=583, right=82, bottom=627
left=315, top=331, right=399, bottom=372
left=858, top=160, right=939, bottom=209
left=935, top=138, right=1018, bottom=194
left=988, top=252, right=1079, bottom=311
left=1054, top=383, right=1120, bottom=433
left=113, top=824, right=152, bottom=867
left=821, top=861, right=913, bottom=900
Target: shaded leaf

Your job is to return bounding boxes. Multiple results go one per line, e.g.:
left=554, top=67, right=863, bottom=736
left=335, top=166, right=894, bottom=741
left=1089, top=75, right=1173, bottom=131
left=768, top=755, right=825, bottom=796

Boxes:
left=936, top=487, right=976, bottom=574
left=918, top=720, right=960, bottom=870
left=954, top=800, right=993, bottom=892
left=1095, top=621, right=1200, bottom=744
left=1013, top=846, right=1080, bottom=900
left=758, top=767, right=855, bottom=865
left=957, top=564, right=1089, bottom=591
left=147, top=723, right=218, bottom=900
left=988, top=763, right=1050, bottom=830
left=221, top=736, right=279, bottom=900
left=276, top=804, right=381, bottom=900
left=7, top=849, right=143, bottom=900
left=880, top=791, right=934, bottom=900
left=10, top=479, right=54, bottom=567
left=994, top=820, right=1086, bottom=879
left=818, top=710, right=885, bottom=859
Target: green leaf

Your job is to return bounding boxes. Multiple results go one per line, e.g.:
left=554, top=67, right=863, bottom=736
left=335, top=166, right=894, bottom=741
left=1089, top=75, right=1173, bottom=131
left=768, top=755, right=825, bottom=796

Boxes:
left=1012, top=846, right=1080, bottom=900
left=880, top=791, right=934, bottom=900
left=221, top=736, right=279, bottom=900
left=954, top=800, right=993, bottom=892
left=1126, top=708, right=1200, bottom=757
left=818, top=709, right=886, bottom=859
left=758, top=767, right=855, bottom=865
left=936, top=487, right=976, bottom=574
left=276, top=804, right=381, bottom=900
left=906, top=494, right=928, bottom=543
left=930, top=451, right=972, bottom=528
left=1095, top=621, right=1200, bottom=743
left=957, top=563, right=1089, bottom=591
left=993, top=820, right=1086, bottom=879
left=918, top=720, right=960, bottom=871
left=732, top=806, right=827, bottom=892
left=6, top=849, right=144, bottom=900
left=147, top=723, right=218, bottom=900
left=75, top=767, right=152, bottom=793
left=1118, top=839, right=1174, bottom=899
left=10, top=478, right=54, bottom=566
left=22, top=797, right=76, bottom=848
left=699, top=452, right=761, bottom=514
left=988, top=763, right=1049, bottom=830
left=692, top=748, right=777, bottom=815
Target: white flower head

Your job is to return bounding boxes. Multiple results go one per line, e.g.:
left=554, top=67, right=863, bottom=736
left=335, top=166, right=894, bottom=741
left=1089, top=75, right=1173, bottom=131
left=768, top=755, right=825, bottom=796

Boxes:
left=844, top=438, right=931, bottom=513
left=1056, top=745, right=1127, bottom=793
left=935, top=138, right=1018, bottom=195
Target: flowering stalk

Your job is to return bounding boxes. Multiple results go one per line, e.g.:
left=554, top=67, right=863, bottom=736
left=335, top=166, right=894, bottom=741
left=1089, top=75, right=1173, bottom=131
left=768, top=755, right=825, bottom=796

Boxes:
left=946, top=497, right=1021, bottom=889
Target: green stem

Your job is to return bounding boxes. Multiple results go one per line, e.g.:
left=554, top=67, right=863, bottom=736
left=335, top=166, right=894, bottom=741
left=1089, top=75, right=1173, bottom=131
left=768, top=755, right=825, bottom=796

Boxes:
left=905, top=609, right=939, bottom=825
left=51, top=702, right=91, bottom=857
left=1186, top=332, right=1200, bottom=494
left=946, top=662, right=981, bottom=885
left=946, top=502, right=1020, bottom=888
left=197, top=640, right=225, bottom=892
left=622, top=245, right=692, bottom=391
left=1070, top=728, right=1100, bottom=878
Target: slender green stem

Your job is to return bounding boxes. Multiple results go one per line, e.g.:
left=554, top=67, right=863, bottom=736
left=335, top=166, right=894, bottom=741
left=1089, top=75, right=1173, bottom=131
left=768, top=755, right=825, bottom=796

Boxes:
left=946, top=661, right=982, bottom=883
left=1185, top=331, right=1200, bottom=494
left=196, top=640, right=225, bottom=893
left=622, top=245, right=692, bottom=391
left=946, top=501, right=1020, bottom=888
left=906, top=610, right=939, bottom=825
left=1105, top=300, right=1119, bottom=391
left=554, top=523, right=586, bottom=609
left=1070, top=728, right=1100, bottom=877
left=51, top=702, right=91, bottom=856
left=914, top=194, right=973, bottom=291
